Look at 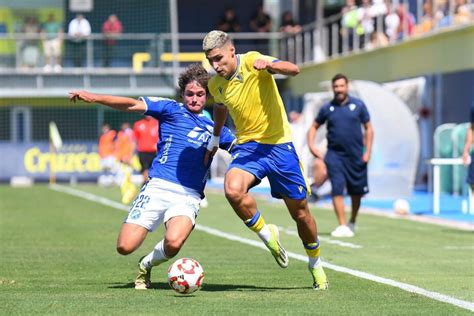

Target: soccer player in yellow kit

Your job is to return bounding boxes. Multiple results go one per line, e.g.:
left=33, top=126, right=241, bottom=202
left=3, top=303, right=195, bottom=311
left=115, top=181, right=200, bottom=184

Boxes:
left=203, top=30, right=328, bottom=290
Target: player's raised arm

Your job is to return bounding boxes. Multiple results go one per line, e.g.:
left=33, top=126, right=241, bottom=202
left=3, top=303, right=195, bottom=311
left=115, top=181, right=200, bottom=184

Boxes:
left=69, top=90, right=146, bottom=113
left=253, top=59, right=300, bottom=76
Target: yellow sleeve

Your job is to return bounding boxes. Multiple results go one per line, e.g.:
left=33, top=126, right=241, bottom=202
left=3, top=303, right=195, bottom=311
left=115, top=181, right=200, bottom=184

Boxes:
left=244, top=51, right=279, bottom=75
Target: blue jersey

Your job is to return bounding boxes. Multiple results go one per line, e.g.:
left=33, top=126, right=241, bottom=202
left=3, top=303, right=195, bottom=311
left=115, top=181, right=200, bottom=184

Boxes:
left=141, top=97, right=235, bottom=197
left=316, top=96, right=370, bottom=158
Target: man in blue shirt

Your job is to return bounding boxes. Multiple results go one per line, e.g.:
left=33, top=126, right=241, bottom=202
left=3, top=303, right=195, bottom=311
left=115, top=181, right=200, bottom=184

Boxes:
left=462, top=103, right=474, bottom=191
left=69, top=64, right=235, bottom=289
left=307, top=74, right=374, bottom=237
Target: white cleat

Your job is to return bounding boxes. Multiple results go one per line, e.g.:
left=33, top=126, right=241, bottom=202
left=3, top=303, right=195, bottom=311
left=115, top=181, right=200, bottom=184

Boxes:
left=331, top=225, right=354, bottom=238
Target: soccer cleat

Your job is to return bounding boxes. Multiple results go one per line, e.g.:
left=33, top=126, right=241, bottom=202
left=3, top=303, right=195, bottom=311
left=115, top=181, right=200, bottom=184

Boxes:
left=135, top=256, right=151, bottom=290
left=330, top=225, right=354, bottom=238
left=265, top=224, right=289, bottom=268
left=310, top=264, right=329, bottom=290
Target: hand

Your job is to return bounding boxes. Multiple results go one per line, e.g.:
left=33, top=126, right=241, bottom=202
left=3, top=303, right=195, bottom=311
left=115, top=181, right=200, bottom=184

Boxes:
left=204, top=135, right=220, bottom=166
left=463, top=151, right=471, bottom=166
left=253, top=59, right=271, bottom=71
left=69, top=90, right=96, bottom=103
left=362, top=151, right=371, bottom=163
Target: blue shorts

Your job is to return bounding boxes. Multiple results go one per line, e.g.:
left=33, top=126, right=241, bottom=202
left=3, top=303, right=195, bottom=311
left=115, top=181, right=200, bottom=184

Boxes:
left=324, top=150, right=369, bottom=196
left=468, top=152, right=474, bottom=184
left=229, top=141, right=309, bottom=200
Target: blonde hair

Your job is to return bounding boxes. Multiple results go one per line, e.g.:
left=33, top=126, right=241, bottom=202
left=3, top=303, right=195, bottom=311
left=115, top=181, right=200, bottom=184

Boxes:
left=202, top=30, right=230, bottom=51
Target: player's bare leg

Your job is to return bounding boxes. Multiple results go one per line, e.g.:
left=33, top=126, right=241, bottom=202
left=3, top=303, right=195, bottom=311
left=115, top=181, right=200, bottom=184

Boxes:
left=116, top=223, right=148, bottom=255
left=284, top=197, right=328, bottom=290
left=224, top=168, right=288, bottom=268
left=135, top=216, right=194, bottom=290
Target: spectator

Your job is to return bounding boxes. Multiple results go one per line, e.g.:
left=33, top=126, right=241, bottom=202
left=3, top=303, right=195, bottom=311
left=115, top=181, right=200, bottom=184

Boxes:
left=102, top=14, right=123, bottom=67
left=19, top=16, right=40, bottom=69
left=68, top=14, right=91, bottom=67
left=396, top=3, right=415, bottom=39
left=98, top=122, right=118, bottom=186
left=133, top=115, right=158, bottom=186
left=279, top=11, right=302, bottom=34
left=341, top=0, right=359, bottom=51
left=249, top=4, right=272, bottom=54
left=415, top=0, right=434, bottom=35
left=454, top=0, right=471, bottom=24
left=41, top=13, right=63, bottom=72
left=217, top=8, right=241, bottom=33
left=385, top=2, right=401, bottom=41
left=358, top=0, right=375, bottom=48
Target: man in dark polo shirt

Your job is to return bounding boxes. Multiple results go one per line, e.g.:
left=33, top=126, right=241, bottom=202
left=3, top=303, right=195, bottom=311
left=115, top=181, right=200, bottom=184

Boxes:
left=307, top=73, right=374, bottom=237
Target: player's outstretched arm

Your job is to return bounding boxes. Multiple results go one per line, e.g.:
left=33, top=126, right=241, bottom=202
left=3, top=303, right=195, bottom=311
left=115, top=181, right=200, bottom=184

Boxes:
left=307, top=122, right=323, bottom=159
left=253, top=59, right=300, bottom=76
left=69, top=90, right=146, bottom=113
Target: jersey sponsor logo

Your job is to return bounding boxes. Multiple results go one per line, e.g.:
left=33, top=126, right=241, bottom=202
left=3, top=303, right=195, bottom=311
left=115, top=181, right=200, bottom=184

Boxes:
left=349, top=103, right=356, bottom=111
left=186, top=127, right=211, bottom=145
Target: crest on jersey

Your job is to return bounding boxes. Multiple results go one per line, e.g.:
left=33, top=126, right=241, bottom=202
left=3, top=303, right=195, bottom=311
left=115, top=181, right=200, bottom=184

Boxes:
left=349, top=103, right=356, bottom=111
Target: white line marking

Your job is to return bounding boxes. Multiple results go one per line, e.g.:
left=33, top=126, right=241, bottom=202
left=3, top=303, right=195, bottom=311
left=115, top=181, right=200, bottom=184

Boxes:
left=50, top=184, right=474, bottom=312
left=278, top=226, right=363, bottom=249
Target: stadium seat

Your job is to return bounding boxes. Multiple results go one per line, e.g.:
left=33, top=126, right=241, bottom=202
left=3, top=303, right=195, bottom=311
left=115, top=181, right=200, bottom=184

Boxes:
left=451, top=123, right=470, bottom=195
left=434, top=123, right=456, bottom=193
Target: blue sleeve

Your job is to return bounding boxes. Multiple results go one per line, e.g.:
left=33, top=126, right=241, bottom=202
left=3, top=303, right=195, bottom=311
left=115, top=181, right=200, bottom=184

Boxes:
left=141, top=96, right=177, bottom=120
left=315, top=106, right=327, bottom=125
left=359, top=102, right=370, bottom=124
left=219, top=126, right=236, bottom=152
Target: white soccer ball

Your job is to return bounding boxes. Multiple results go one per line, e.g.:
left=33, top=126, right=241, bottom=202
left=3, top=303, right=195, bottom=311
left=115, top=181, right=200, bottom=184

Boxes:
left=167, top=258, right=204, bottom=294
left=393, top=199, right=410, bottom=215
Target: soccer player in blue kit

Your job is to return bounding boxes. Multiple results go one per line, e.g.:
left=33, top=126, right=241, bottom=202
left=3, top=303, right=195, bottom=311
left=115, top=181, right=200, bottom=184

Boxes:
left=307, top=74, right=374, bottom=238
left=69, top=64, right=235, bottom=289
left=462, top=103, right=474, bottom=191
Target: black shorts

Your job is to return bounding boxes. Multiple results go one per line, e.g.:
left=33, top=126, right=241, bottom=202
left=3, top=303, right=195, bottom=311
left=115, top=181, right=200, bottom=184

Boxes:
left=138, top=152, right=155, bottom=173
left=324, top=150, right=369, bottom=196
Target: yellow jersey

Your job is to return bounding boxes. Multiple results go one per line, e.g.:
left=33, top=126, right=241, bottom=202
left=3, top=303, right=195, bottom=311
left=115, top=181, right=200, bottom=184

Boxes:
left=208, top=51, right=293, bottom=145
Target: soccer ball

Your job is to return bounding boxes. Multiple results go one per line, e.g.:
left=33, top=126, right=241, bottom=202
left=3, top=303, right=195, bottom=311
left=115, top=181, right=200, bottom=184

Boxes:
left=167, top=258, right=204, bottom=294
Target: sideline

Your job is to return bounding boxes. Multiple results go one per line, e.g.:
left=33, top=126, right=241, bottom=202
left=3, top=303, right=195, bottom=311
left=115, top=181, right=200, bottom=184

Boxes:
left=50, top=184, right=474, bottom=312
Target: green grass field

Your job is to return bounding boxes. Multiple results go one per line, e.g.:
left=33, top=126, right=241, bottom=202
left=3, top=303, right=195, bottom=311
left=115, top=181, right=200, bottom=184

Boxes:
left=1, top=184, right=473, bottom=315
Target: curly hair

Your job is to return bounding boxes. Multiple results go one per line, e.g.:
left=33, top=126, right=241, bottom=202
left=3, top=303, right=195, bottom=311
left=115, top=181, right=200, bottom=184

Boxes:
left=178, top=63, right=211, bottom=96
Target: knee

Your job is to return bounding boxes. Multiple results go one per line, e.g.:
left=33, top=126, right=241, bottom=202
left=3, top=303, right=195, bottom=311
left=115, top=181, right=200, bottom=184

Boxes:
left=224, top=182, right=245, bottom=203
left=165, top=235, right=186, bottom=257
left=290, top=207, right=313, bottom=223
left=116, top=243, right=135, bottom=256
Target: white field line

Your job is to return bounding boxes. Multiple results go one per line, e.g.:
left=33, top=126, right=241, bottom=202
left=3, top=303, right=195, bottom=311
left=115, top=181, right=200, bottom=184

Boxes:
left=278, top=226, right=363, bottom=249
left=50, top=184, right=474, bottom=312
